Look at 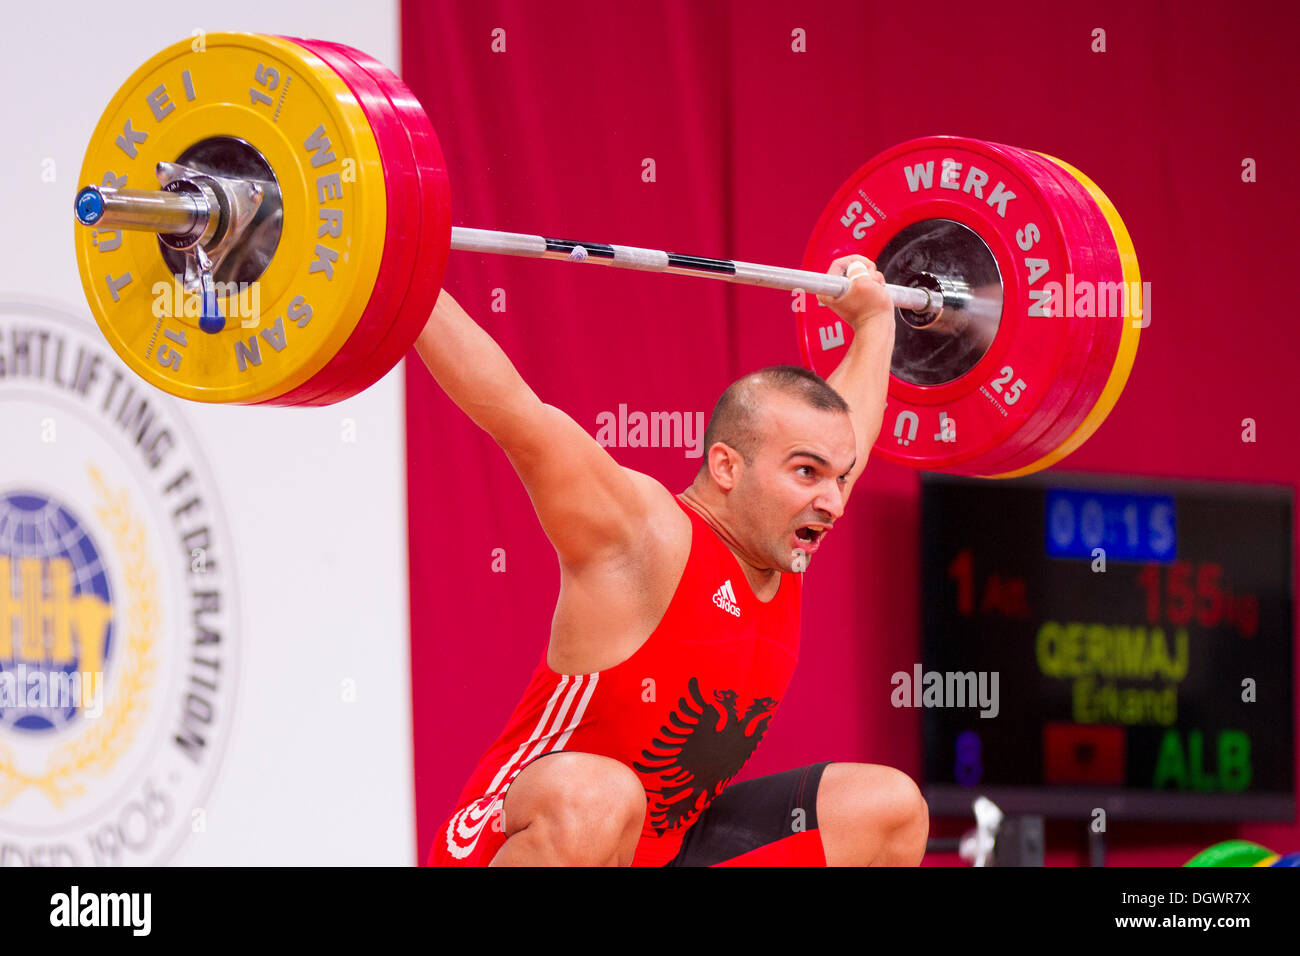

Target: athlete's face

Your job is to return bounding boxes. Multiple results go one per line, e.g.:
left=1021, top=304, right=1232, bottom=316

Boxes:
left=732, top=395, right=856, bottom=573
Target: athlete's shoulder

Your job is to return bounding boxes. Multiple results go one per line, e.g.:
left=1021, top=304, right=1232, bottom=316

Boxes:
left=621, top=467, right=691, bottom=535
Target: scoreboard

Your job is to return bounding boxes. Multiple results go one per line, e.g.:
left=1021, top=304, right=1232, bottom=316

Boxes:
left=920, top=473, right=1294, bottom=821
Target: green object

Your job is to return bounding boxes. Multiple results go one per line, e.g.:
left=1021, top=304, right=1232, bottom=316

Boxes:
left=1185, top=840, right=1274, bottom=867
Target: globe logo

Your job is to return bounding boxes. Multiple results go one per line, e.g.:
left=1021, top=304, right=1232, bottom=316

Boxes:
left=0, top=491, right=115, bottom=733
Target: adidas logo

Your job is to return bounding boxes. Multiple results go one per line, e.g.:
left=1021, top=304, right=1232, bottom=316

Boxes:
left=712, top=579, right=741, bottom=617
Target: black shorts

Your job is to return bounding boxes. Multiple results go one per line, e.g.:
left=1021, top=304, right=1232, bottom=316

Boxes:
left=666, top=762, right=832, bottom=867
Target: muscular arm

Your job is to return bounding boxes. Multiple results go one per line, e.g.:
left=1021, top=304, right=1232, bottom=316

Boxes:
left=413, top=290, right=651, bottom=566
left=823, top=277, right=896, bottom=505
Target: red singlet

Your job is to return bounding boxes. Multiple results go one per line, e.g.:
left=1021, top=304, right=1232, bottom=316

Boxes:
left=430, top=496, right=802, bottom=866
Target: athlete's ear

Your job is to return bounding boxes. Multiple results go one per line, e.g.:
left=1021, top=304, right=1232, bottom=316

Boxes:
left=707, top=442, right=742, bottom=491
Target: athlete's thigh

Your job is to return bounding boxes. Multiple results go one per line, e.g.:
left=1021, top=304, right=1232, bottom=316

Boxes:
left=500, top=750, right=642, bottom=835
left=666, top=762, right=831, bottom=867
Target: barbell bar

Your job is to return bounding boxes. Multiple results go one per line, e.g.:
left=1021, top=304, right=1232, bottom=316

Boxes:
left=74, top=184, right=944, bottom=314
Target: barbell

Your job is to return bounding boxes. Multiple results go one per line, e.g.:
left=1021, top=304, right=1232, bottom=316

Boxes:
left=71, top=32, right=1142, bottom=477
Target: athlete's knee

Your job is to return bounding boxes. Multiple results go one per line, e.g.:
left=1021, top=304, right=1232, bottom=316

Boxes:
left=818, top=763, right=929, bottom=866
left=874, top=767, right=928, bottom=864
left=504, top=753, right=646, bottom=865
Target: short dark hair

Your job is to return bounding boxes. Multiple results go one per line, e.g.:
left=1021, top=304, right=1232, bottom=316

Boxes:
left=700, top=365, right=850, bottom=462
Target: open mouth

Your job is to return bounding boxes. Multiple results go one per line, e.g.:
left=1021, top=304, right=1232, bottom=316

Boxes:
left=793, top=525, right=827, bottom=551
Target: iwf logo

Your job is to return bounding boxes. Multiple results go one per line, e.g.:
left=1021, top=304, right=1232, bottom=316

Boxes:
left=0, top=491, right=115, bottom=732
left=0, top=300, right=239, bottom=865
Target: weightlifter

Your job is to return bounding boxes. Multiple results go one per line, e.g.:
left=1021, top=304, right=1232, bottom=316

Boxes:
left=419, top=255, right=928, bottom=866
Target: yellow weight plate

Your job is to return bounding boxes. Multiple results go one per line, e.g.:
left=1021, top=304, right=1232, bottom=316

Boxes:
left=989, top=155, right=1142, bottom=478
left=74, top=33, right=387, bottom=403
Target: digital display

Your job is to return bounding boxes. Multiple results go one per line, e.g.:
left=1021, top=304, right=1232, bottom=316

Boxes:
left=921, top=473, right=1294, bottom=821
left=1043, top=488, right=1176, bottom=562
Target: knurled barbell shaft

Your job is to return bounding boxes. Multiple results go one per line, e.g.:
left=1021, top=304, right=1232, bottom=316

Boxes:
left=73, top=184, right=944, bottom=314
left=449, top=227, right=940, bottom=312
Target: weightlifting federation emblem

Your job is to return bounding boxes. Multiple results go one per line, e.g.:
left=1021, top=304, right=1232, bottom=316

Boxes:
left=0, top=300, right=238, bottom=865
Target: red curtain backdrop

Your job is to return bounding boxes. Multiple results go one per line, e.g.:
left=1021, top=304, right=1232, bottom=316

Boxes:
left=401, top=0, right=1299, bottom=865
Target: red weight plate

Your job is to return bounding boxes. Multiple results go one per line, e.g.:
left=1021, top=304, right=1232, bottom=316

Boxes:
left=292, top=40, right=451, bottom=405
left=986, top=155, right=1143, bottom=478
left=257, top=37, right=422, bottom=407
left=799, top=137, right=1091, bottom=472
left=939, top=142, right=1103, bottom=476
left=966, top=146, right=1124, bottom=476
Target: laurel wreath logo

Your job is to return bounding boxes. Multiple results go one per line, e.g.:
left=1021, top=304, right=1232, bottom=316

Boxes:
left=0, top=465, right=158, bottom=808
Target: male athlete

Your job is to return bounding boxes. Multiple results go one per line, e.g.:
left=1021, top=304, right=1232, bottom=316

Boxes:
left=419, top=255, right=929, bottom=866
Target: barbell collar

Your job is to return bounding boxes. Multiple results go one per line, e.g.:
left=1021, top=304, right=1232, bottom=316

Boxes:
left=74, top=184, right=209, bottom=238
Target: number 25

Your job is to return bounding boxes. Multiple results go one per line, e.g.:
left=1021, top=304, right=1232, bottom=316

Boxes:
left=991, top=366, right=1027, bottom=405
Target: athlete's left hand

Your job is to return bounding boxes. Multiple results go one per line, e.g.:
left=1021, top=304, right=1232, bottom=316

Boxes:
left=817, top=254, right=895, bottom=338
